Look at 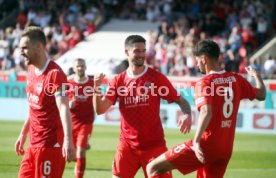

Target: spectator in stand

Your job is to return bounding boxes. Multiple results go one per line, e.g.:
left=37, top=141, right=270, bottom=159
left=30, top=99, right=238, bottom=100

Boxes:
left=251, top=58, right=262, bottom=73
left=66, top=25, right=83, bottom=49
left=263, top=54, right=276, bottom=79
left=0, top=0, right=275, bottom=78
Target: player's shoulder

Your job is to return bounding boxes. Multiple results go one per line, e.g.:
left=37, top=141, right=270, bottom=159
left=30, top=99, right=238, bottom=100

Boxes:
left=113, top=70, right=127, bottom=81
left=47, top=60, right=66, bottom=74
left=67, top=74, right=75, bottom=82
left=147, top=66, right=160, bottom=74
left=225, top=71, right=245, bottom=82
left=145, top=66, right=166, bottom=79
left=86, top=76, right=94, bottom=86
left=197, top=75, right=212, bottom=86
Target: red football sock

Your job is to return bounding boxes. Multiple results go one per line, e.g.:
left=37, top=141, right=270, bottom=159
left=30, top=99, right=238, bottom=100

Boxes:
left=75, top=158, right=86, bottom=178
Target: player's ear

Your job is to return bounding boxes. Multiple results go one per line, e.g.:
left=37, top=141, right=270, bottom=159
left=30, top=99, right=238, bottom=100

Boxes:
left=202, top=55, right=207, bottom=64
left=125, top=49, right=129, bottom=56
left=36, top=42, right=44, bottom=51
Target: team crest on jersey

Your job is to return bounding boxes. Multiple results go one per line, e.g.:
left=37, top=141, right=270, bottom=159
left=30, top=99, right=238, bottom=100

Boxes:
left=144, top=82, right=153, bottom=88
left=36, top=83, right=43, bottom=94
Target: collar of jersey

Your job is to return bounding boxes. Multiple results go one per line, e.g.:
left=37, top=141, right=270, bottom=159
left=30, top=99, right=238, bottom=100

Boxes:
left=127, top=65, right=148, bottom=79
left=209, top=70, right=226, bottom=75
left=73, top=75, right=89, bottom=84
left=34, top=58, right=50, bottom=76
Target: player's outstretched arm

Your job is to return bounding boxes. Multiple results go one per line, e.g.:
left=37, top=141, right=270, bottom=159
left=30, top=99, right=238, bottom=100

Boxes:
left=93, top=73, right=113, bottom=115
left=245, top=66, right=266, bottom=101
left=15, top=117, right=30, bottom=156
left=175, top=97, right=192, bottom=134
left=192, top=104, right=212, bottom=164
left=56, top=95, right=75, bottom=162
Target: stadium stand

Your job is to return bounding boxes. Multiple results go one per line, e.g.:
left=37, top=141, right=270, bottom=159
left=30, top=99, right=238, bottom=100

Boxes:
left=0, top=0, right=275, bottom=79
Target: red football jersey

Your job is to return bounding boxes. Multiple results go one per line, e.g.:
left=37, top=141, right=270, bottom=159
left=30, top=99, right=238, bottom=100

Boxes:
left=67, top=75, right=94, bottom=126
left=105, top=66, right=180, bottom=150
left=194, top=70, right=258, bottom=158
left=26, top=60, right=67, bottom=148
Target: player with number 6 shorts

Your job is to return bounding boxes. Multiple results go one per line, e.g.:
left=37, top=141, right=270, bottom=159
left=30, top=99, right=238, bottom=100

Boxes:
left=15, top=26, right=75, bottom=178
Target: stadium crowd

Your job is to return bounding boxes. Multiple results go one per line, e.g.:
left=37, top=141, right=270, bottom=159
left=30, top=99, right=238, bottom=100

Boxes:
left=0, top=0, right=275, bottom=78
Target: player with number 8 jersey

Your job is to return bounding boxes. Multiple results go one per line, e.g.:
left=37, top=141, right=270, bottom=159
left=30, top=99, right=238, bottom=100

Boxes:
left=193, top=71, right=257, bottom=157
left=146, top=40, right=266, bottom=178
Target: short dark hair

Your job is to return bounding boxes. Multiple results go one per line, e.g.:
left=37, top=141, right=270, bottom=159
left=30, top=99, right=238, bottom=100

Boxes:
left=124, top=35, right=146, bottom=48
left=74, top=58, right=85, bottom=63
left=21, top=26, right=46, bottom=46
left=193, top=40, right=220, bottom=60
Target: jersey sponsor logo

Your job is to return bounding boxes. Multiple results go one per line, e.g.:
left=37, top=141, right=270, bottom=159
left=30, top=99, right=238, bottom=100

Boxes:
left=53, top=143, right=60, bottom=147
left=124, top=95, right=150, bottom=106
left=253, top=114, right=275, bottom=130
left=144, top=81, right=153, bottom=88
left=27, top=92, right=39, bottom=104
left=36, top=83, right=43, bottom=94
left=27, top=92, right=41, bottom=108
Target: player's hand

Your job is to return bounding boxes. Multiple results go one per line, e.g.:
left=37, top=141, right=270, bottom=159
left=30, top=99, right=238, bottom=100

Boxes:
left=15, top=134, right=26, bottom=156
left=245, top=66, right=258, bottom=77
left=191, top=142, right=205, bottom=164
left=69, top=97, right=76, bottom=109
left=62, top=138, right=75, bottom=162
left=177, top=114, right=192, bottom=134
left=94, top=73, right=105, bottom=87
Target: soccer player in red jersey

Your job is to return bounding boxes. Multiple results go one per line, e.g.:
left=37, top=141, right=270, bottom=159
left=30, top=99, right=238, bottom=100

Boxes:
left=67, top=58, right=94, bottom=178
left=93, top=35, right=192, bottom=178
left=14, top=26, right=75, bottom=178
left=147, top=40, right=266, bottom=178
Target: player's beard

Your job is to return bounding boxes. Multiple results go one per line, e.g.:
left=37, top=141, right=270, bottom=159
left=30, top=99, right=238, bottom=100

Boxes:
left=133, top=58, right=144, bottom=67
left=23, top=56, right=32, bottom=66
left=197, top=61, right=206, bottom=74
left=198, top=68, right=206, bottom=74
left=77, top=71, right=85, bottom=78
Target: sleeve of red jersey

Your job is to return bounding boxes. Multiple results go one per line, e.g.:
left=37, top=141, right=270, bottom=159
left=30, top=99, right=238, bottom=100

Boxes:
left=194, top=79, right=213, bottom=111
left=104, top=76, right=118, bottom=104
left=66, top=78, right=74, bottom=100
left=237, top=74, right=258, bottom=100
left=158, top=73, right=180, bottom=103
left=48, top=69, right=68, bottom=96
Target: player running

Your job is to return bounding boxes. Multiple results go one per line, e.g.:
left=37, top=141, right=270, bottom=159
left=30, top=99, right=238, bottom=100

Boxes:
left=67, top=58, right=95, bottom=178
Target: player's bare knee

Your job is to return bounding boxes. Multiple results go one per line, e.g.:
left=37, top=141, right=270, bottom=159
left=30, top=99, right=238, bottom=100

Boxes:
left=146, top=160, right=158, bottom=177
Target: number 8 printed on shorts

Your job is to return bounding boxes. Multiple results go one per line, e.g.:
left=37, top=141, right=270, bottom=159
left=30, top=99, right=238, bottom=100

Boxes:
left=223, top=87, right=234, bottom=118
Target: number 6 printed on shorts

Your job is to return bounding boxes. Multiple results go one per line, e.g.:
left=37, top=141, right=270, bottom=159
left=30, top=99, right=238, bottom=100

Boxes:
left=43, top=160, right=51, bottom=176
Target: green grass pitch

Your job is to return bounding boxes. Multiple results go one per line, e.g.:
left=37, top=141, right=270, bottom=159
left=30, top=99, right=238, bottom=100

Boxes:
left=0, top=120, right=275, bottom=178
